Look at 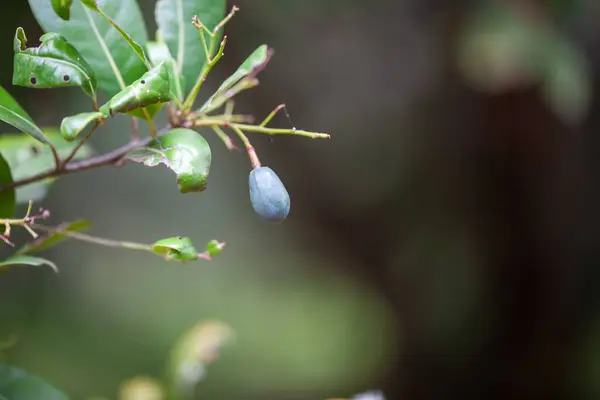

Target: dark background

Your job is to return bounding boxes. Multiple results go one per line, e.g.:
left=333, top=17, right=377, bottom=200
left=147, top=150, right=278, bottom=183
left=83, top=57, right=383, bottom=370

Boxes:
left=2, top=0, right=600, bottom=399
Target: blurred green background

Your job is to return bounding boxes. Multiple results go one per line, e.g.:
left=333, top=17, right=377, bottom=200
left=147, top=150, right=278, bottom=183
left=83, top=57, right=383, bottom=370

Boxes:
left=3, top=0, right=600, bottom=399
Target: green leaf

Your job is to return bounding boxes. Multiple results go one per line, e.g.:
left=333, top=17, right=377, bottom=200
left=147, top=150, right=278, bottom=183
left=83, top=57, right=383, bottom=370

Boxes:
left=0, top=130, right=94, bottom=203
left=147, top=40, right=185, bottom=101
left=155, top=0, right=227, bottom=93
left=0, top=364, right=67, bottom=399
left=0, top=154, right=15, bottom=219
left=51, top=0, right=73, bottom=21
left=152, top=237, right=199, bottom=262
left=205, top=240, right=225, bottom=257
left=16, top=220, right=91, bottom=255
left=79, top=0, right=152, bottom=69
left=126, top=128, right=211, bottom=193
left=0, top=85, right=49, bottom=145
left=126, top=103, right=163, bottom=120
left=60, top=111, right=103, bottom=140
left=13, top=28, right=97, bottom=100
left=28, top=0, right=148, bottom=96
left=99, top=62, right=170, bottom=117
left=0, top=256, right=58, bottom=273
left=199, top=45, right=272, bottom=112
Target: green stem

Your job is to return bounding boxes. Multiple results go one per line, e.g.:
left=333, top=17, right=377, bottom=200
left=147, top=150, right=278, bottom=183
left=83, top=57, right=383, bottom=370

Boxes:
left=231, top=123, right=331, bottom=139
left=30, top=224, right=154, bottom=253
left=201, top=77, right=259, bottom=114
left=182, top=36, right=227, bottom=111
left=61, top=120, right=100, bottom=167
left=260, top=104, right=286, bottom=127
left=230, top=125, right=260, bottom=169
left=211, top=126, right=237, bottom=150
left=142, top=108, right=157, bottom=138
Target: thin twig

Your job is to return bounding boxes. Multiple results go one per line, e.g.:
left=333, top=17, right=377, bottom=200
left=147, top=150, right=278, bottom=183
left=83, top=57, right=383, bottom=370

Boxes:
left=260, top=104, right=286, bottom=127
left=61, top=121, right=100, bottom=167
left=131, top=117, right=140, bottom=141
left=182, top=35, right=228, bottom=111
left=230, top=125, right=260, bottom=169
left=211, top=126, right=239, bottom=151
left=30, top=224, right=153, bottom=252
left=50, top=145, right=61, bottom=172
left=232, top=123, right=331, bottom=139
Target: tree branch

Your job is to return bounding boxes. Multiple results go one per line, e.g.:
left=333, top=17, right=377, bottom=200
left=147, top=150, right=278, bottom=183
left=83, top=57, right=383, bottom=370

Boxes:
left=0, top=136, right=154, bottom=193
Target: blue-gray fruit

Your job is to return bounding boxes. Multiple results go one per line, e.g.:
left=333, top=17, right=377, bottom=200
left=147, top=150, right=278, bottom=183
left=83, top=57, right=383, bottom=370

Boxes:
left=249, top=166, right=290, bottom=222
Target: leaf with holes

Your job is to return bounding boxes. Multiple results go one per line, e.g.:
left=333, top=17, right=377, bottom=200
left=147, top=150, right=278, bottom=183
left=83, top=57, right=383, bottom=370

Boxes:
left=0, top=256, right=58, bottom=274
left=126, top=128, right=211, bottom=193
left=13, top=28, right=97, bottom=100
left=155, top=0, right=226, bottom=94
left=0, top=364, right=67, bottom=399
left=199, top=45, right=272, bottom=113
left=0, top=130, right=94, bottom=203
left=16, top=220, right=91, bottom=255
left=28, top=0, right=148, bottom=96
left=51, top=0, right=72, bottom=20
left=0, top=85, right=49, bottom=145
left=99, top=62, right=170, bottom=117
left=152, top=236, right=199, bottom=262
left=60, top=111, right=103, bottom=140
left=147, top=39, right=185, bottom=102
left=0, top=154, right=15, bottom=219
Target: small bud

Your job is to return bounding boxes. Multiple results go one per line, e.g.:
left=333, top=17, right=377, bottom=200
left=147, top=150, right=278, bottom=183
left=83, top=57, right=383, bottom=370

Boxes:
left=248, top=166, right=290, bottom=222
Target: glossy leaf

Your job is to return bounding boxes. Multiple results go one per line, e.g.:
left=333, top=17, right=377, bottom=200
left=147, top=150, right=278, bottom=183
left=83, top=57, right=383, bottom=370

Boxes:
left=126, top=128, right=211, bottom=193
left=51, top=0, right=72, bottom=20
left=155, top=0, right=226, bottom=93
left=0, top=155, right=15, bottom=219
left=16, top=220, right=91, bottom=255
left=79, top=0, right=152, bottom=69
left=126, top=103, right=163, bottom=120
left=28, top=0, right=148, bottom=96
left=205, top=240, right=225, bottom=257
left=199, top=45, right=272, bottom=112
left=249, top=166, right=290, bottom=223
left=152, top=237, right=199, bottom=262
left=0, top=256, right=58, bottom=274
left=13, top=28, right=97, bottom=100
left=60, top=111, right=103, bottom=140
left=147, top=40, right=185, bottom=101
left=0, top=364, right=67, bottom=399
left=99, top=62, right=170, bottom=117
left=0, top=130, right=94, bottom=203
left=0, top=85, right=49, bottom=145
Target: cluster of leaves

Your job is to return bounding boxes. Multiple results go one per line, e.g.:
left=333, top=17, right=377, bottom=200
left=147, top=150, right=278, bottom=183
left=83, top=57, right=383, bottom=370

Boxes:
left=0, top=0, right=330, bottom=274
left=0, top=0, right=330, bottom=397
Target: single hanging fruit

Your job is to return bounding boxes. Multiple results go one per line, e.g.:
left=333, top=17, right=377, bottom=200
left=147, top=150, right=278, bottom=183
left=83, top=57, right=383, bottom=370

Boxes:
left=248, top=166, right=290, bottom=222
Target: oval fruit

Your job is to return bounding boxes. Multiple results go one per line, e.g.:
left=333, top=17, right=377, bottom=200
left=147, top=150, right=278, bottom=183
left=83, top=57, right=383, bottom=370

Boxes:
left=249, top=166, right=290, bottom=222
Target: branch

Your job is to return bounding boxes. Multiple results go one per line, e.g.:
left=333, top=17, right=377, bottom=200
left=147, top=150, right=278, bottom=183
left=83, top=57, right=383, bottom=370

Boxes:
left=30, top=224, right=153, bottom=252
left=0, top=135, right=155, bottom=193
